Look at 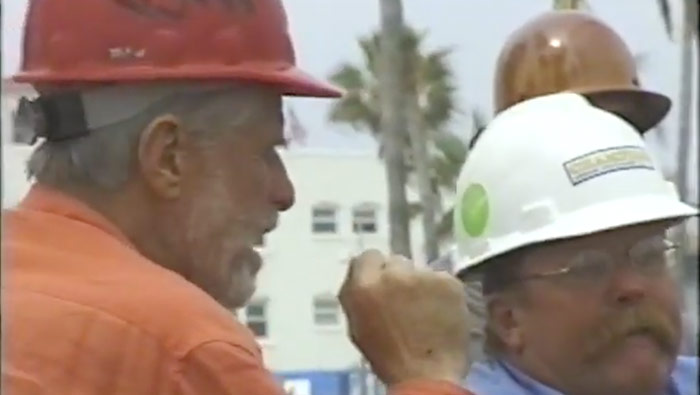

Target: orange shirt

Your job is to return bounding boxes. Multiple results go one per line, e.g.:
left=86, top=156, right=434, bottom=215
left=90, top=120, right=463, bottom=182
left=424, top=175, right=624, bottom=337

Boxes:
left=1, top=186, right=473, bottom=395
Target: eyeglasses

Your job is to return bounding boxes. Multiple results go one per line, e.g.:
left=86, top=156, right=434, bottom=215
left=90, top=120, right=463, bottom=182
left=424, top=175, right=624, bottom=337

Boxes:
left=518, top=235, right=679, bottom=289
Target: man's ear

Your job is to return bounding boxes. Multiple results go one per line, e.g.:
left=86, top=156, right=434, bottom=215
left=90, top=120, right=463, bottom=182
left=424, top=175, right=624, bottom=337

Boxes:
left=487, top=294, right=525, bottom=354
left=137, top=115, right=188, bottom=199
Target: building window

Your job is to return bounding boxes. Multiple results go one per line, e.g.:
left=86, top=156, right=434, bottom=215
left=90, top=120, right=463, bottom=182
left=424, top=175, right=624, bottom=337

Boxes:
left=312, top=204, right=338, bottom=234
left=352, top=205, right=378, bottom=234
left=313, top=296, right=340, bottom=327
left=245, top=300, right=268, bottom=338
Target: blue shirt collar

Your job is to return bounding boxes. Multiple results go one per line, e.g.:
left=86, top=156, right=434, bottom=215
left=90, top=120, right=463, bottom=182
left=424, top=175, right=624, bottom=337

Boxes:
left=465, top=357, right=696, bottom=395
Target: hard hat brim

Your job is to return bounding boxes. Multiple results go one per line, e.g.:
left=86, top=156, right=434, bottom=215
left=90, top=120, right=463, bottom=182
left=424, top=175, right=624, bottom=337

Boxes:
left=456, top=194, right=697, bottom=278
left=581, top=88, right=671, bottom=133
left=14, top=63, right=343, bottom=98
left=265, top=66, right=345, bottom=98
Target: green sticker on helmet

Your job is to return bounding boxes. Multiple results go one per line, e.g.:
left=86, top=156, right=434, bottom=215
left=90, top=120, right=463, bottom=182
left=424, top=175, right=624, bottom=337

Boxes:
left=460, top=183, right=489, bottom=237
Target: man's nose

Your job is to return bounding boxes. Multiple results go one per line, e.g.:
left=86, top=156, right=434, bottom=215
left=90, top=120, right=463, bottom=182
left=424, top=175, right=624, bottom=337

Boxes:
left=270, top=166, right=295, bottom=212
left=606, top=264, right=649, bottom=305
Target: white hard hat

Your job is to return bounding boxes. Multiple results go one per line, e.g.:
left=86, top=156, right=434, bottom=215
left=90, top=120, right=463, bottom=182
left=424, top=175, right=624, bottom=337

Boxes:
left=453, top=92, right=697, bottom=276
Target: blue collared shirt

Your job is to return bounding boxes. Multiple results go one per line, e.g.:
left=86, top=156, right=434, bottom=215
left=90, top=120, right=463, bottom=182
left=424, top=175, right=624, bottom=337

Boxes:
left=465, top=356, right=698, bottom=395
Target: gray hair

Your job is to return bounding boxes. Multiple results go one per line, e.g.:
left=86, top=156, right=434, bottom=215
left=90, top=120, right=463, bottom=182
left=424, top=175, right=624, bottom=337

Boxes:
left=26, top=83, right=280, bottom=190
left=465, top=280, right=488, bottom=362
left=432, top=249, right=488, bottom=362
left=475, top=248, right=530, bottom=358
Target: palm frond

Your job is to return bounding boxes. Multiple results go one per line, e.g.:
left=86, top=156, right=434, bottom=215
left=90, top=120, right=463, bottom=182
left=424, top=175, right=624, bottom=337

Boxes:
left=422, top=48, right=454, bottom=83
left=429, top=132, right=468, bottom=196
left=436, top=206, right=454, bottom=241
left=467, top=109, right=489, bottom=149
left=327, top=25, right=460, bottom=167
left=433, top=133, right=467, bottom=164
left=359, top=35, right=381, bottom=76
left=430, top=156, right=457, bottom=190
left=329, top=64, right=368, bottom=92
left=400, top=26, right=423, bottom=55
left=423, top=82, right=457, bottom=131
left=328, top=94, right=380, bottom=134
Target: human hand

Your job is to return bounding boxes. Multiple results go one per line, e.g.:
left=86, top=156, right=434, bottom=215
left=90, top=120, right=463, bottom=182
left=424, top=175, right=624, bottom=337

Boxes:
left=338, top=250, right=471, bottom=386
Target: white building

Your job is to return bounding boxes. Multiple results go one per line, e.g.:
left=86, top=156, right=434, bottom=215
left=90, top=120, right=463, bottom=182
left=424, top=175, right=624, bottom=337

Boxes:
left=251, top=149, right=402, bottom=393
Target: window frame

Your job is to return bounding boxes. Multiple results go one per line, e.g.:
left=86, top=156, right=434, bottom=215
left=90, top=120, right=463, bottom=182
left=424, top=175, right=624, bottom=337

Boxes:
left=312, top=295, right=341, bottom=328
left=243, top=298, right=269, bottom=339
left=312, top=203, right=339, bottom=234
left=352, top=203, right=379, bottom=234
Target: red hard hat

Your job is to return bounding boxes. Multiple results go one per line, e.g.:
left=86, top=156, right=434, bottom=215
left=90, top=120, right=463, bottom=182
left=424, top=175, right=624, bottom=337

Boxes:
left=14, top=0, right=342, bottom=98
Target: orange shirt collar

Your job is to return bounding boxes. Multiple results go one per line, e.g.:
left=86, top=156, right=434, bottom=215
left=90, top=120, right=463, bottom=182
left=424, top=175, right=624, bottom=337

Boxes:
left=18, top=184, right=137, bottom=249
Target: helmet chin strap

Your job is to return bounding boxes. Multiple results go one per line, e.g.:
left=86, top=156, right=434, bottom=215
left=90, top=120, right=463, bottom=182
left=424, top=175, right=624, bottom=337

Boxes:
left=13, top=83, right=235, bottom=145
left=14, top=92, right=89, bottom=144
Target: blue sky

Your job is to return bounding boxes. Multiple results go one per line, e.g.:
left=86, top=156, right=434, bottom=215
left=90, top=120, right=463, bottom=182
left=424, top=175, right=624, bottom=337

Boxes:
left=2, top=0, right=696, bottom=197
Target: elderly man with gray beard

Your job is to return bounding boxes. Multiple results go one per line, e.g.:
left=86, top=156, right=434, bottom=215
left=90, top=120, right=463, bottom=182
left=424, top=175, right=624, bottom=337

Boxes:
left=1, top=1, right=475, bottom=394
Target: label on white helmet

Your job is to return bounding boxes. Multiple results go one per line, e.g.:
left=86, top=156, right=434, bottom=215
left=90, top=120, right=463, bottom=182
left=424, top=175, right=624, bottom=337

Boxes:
left=563, top=145, right=655, bottom=186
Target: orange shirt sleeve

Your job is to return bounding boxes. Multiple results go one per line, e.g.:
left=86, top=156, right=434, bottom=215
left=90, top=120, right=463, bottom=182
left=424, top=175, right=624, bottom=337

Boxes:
left=177, top=341, right=475, bottom=395
left=1, top=366, right=47, bottom=395
left=177, top=340, right=284, bottom=395
left=388, top=380, right=475, bottom=395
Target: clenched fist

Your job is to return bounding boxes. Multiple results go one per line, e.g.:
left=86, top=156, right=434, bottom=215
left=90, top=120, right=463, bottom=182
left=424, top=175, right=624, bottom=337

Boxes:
left=338, top=250, right=471, bottom=387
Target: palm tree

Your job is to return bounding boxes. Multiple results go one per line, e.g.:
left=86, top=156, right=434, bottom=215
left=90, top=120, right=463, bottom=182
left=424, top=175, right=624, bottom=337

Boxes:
left=374, top=0, right=412, bottom=258
left=656, top=0, right=698, bottom=254
left=403, top=35, right=456, bottom=261
left=329, top=25, right=457, bottom=260
left=656, top=0, right=698, bottom=207
left=656, top=0, right=699, bottom=355
left=652, top=0, right=700, bottom=357
left=328, top=30, right=456, bottom=151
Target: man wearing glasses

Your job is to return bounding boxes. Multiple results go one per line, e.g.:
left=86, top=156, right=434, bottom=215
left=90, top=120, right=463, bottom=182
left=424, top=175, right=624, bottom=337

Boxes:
left=452, top=92, right=698, bottom=395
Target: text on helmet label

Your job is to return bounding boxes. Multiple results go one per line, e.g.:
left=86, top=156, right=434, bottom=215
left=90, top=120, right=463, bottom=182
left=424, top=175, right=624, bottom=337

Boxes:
left=563, top=145, right=655, bottom=186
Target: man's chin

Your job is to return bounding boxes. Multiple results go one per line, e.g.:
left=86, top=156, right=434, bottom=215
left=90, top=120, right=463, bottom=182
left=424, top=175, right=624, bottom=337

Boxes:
left=208, top=248, right=262, bottom=309
left=592, top=341, right=673, bottom=395
left=221, top=282, right=256, bottom=310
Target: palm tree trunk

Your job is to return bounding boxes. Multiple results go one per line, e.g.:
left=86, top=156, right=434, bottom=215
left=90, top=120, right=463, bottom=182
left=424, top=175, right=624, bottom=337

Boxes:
left=676, top=0, right=697, bottom=206
left=406, top=93, right=440, bottom=262
left=675, top=0, right=699, bottom=356
left=378, top=0, right=412, bottom=257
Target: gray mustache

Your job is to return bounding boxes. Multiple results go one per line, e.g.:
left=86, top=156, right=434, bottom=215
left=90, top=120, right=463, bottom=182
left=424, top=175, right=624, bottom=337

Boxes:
left=583, top=305, right=678, bottom=362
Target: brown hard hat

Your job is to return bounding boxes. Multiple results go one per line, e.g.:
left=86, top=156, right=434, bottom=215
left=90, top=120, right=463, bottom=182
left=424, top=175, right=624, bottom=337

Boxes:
left=494, top=11, right=670, bottom=133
